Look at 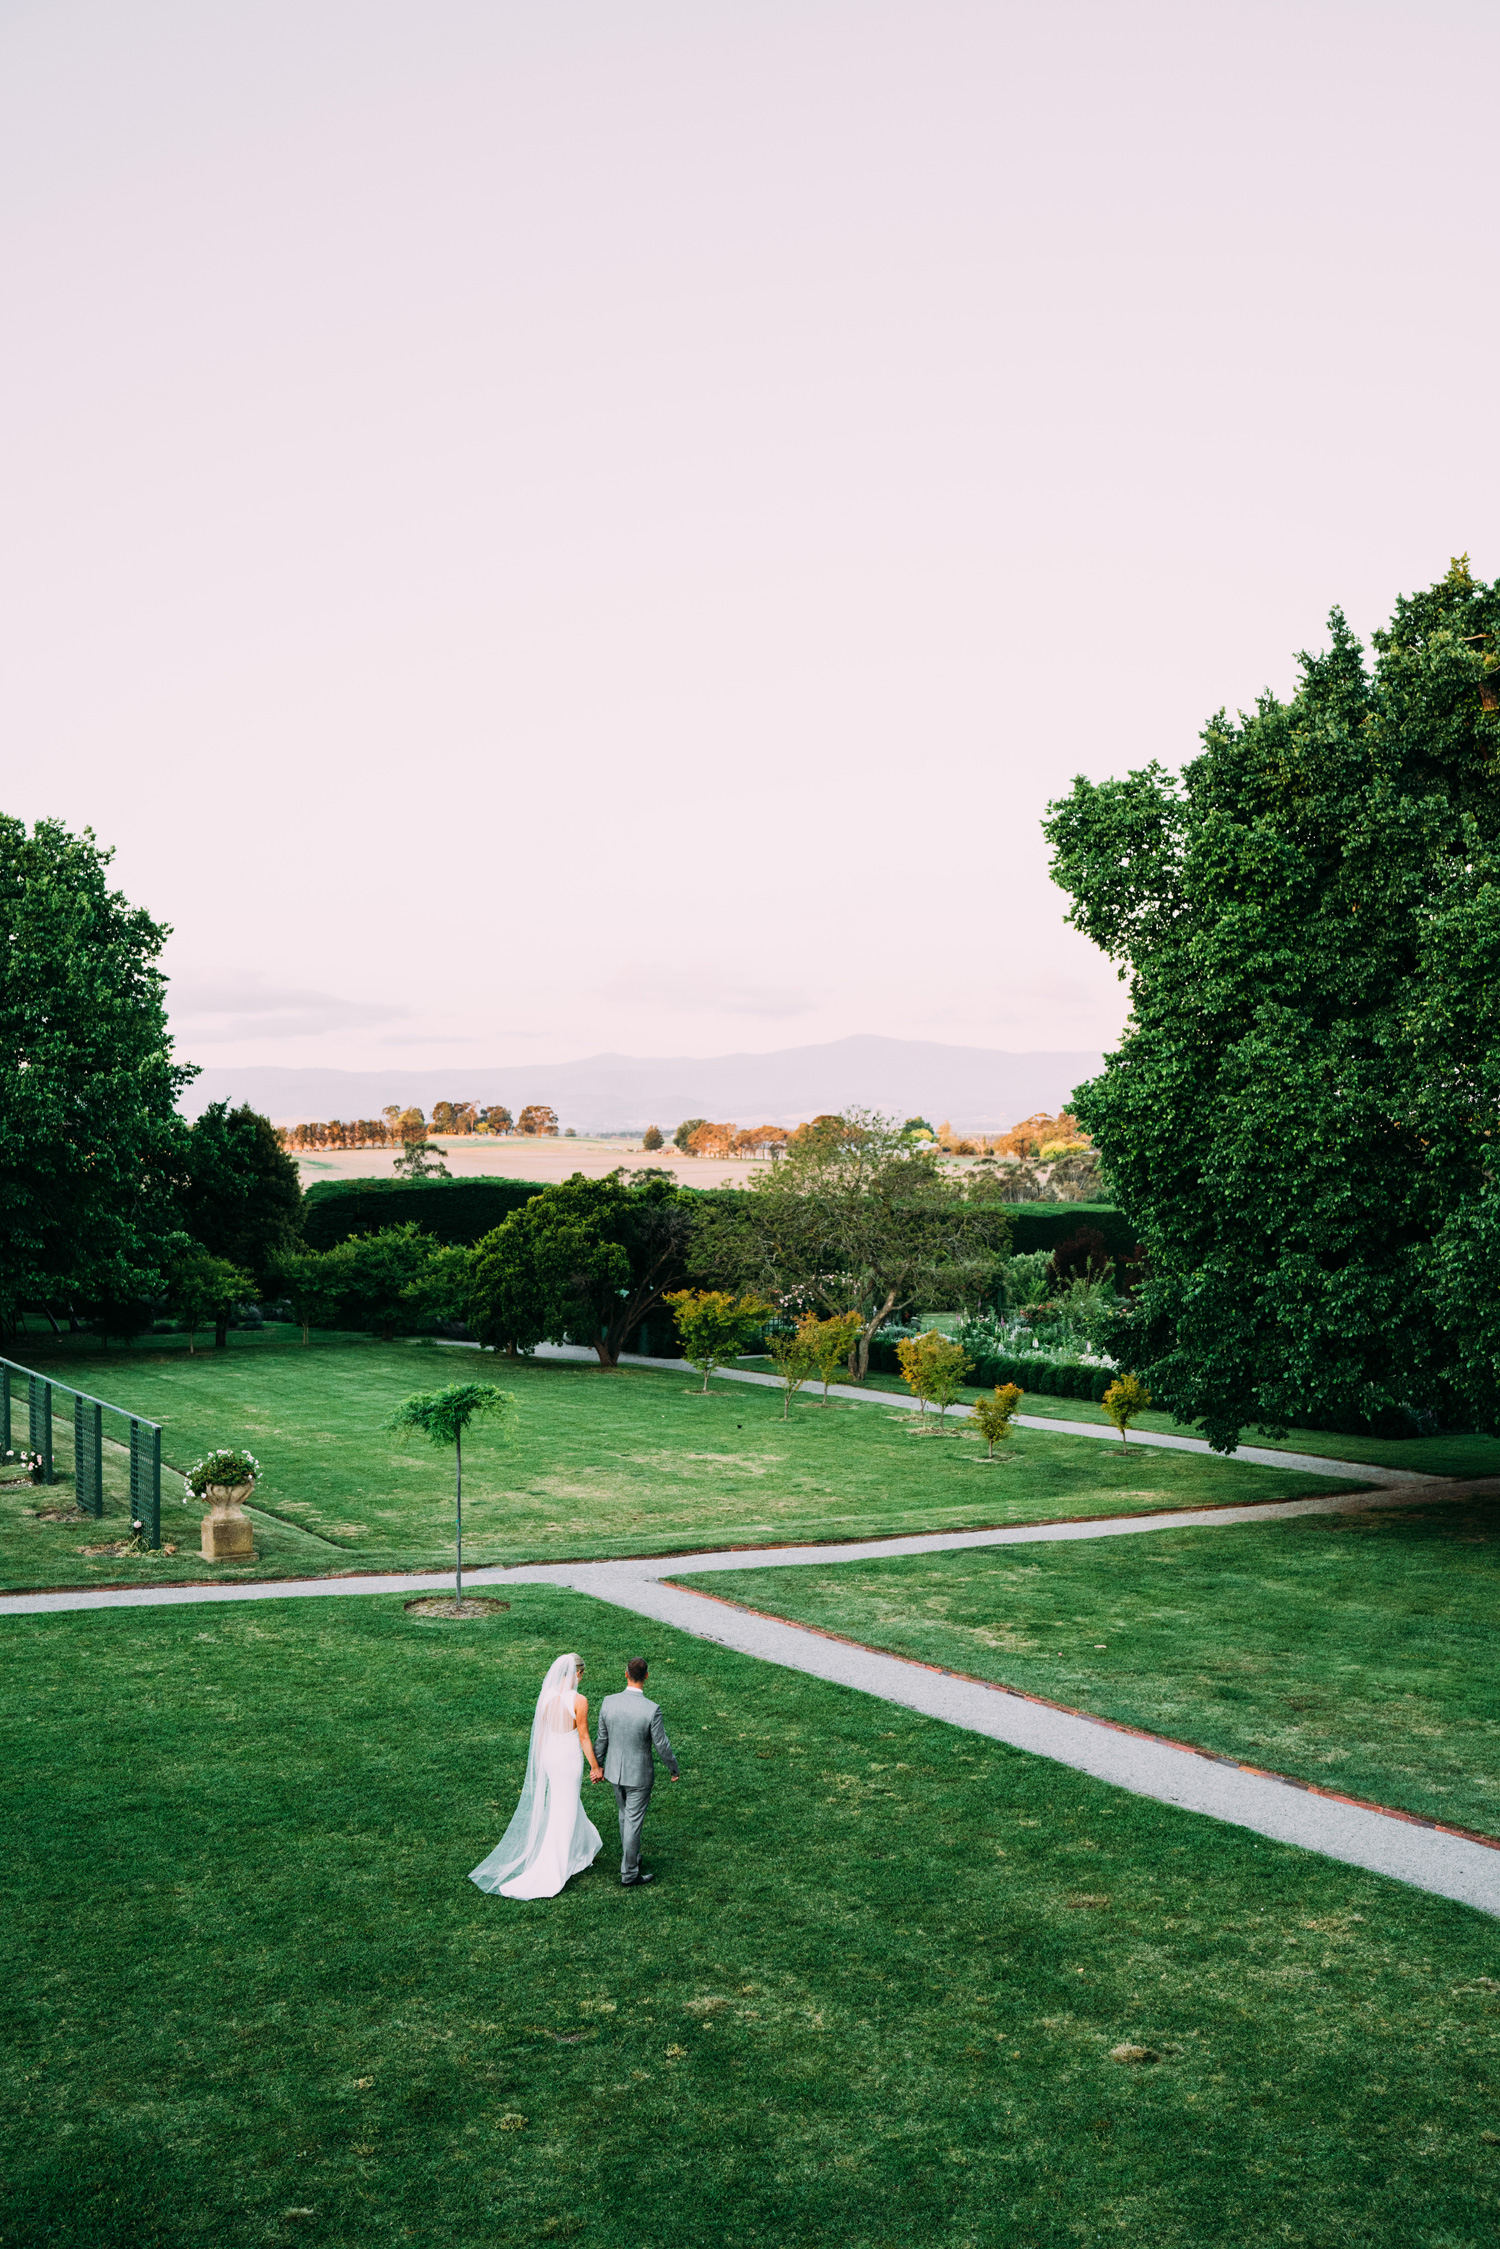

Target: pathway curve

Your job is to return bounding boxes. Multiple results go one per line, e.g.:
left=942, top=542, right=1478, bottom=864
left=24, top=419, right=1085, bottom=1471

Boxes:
left=4, top=1475, right=1496, bottom=1916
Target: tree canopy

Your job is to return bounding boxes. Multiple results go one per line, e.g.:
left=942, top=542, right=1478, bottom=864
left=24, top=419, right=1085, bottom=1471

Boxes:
left=690, top=1109, right=1009, bottom=1374
left=0, top=817, right=191, bottom=1331
left=467, top=1171, right=695, bottom=1365
left=182, top=1102, right=302, bottom=1288
left=1044, top=560, right=1500, bottom=1447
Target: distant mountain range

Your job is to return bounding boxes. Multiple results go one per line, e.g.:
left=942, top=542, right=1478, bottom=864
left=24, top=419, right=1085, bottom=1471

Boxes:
left=182, top=1035, right=1105, bottom=1132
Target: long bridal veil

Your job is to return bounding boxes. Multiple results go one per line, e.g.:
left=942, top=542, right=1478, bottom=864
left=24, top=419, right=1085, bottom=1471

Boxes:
left=470, top=1653, right=582, bottom=1895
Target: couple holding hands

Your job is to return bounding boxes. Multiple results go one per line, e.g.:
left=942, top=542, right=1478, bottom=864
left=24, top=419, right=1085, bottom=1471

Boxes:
left=470, top=1652, right=678, bottom=1900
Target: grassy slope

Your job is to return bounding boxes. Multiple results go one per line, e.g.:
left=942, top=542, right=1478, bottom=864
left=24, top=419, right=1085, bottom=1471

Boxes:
left=0, top=1335, right=1348, bottom=1593
left=836, top=1365, right=1500, bottom=1478
left=4, top=1591, right=1500, bottom=2249
left=680, top=1496, right=1500, bottom=1834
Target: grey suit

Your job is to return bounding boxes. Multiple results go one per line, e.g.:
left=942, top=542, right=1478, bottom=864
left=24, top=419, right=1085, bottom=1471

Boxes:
left=593, top=1690, right=678, bottom=1883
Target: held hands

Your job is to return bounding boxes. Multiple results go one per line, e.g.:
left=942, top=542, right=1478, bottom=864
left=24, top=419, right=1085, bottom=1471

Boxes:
left=590, top=1766, right=604, bottom=1783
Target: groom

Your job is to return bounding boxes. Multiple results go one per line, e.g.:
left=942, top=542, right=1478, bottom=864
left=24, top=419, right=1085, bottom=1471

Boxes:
left=592, top=1657, right=679, bottom=1886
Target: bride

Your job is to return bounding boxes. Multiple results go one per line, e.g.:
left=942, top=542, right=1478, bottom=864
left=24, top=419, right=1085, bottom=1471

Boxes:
left=470, top=1653, right=604, bottom=1901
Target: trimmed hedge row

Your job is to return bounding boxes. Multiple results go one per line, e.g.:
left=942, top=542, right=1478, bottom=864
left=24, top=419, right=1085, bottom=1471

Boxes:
left=865, top=1334, right=1117, bottom=1403
left=300, top=1175, right=545, bottom=1250
left=1000, top=1202, right=1139, bottom=1262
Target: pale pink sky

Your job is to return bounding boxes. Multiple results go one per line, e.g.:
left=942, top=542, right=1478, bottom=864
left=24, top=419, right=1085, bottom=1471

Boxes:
left=4, top=0, right=1496, bottom=1071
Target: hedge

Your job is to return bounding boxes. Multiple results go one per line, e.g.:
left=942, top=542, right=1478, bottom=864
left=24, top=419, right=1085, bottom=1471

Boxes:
left=300, top=1175, right=545, bottom=1250
left=1000, top=1202, right=1139, bottom=1262
left=864, top=1334, right=1116, bottom=1403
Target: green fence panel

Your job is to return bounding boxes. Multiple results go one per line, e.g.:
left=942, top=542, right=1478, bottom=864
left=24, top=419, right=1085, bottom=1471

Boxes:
left=2, top=1356, right=161, bottom=1541
left=28, top=1377, right=55, bottom=1483
left=129, top=1419, right=162, bottom=1549
left=73, top=1394, right=104, bottom=1518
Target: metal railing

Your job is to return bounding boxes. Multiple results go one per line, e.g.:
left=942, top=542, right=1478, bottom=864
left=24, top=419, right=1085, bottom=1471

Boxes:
left=1, top=1358, right=164, bottom=1548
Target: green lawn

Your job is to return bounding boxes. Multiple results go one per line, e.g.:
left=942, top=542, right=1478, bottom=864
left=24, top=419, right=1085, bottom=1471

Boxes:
left=679, top=1495, right=1500, bottom=1835
left=4, top=1591, right=1500, bottom=2249
left=0, top=1334, right=1350, bottom=1593
left=835, top=1366, right=1500, bottom=1480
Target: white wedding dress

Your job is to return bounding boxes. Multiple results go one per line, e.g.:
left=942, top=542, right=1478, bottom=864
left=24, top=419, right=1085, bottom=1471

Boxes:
left=470, top=1654, right=603, bottom=1901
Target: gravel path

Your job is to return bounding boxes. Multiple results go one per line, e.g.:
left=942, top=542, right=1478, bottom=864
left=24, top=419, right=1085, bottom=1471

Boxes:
left=5, top=1474, right=1496, bottom=1916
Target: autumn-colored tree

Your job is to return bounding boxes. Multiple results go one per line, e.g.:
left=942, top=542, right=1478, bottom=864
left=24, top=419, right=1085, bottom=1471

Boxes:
left=641, top=1124, right=665, bottom=1151
left=896, top=1329, right=971, bottom=1428
left=673, top=1117, right=708, bottom=1153
left=801, top=1309, right=864, bottom=1403
left=970, top=1383, right=1023, bottom=1459
left=765, top=1324, right=817, bottom=1419
left=480, top=1105, right=513, bottom=1135
left=687, top=1122, right=735, bottom=1158
left=517, top=1105, right=559, bottom=1137
left=431, top=1102, right=458, bottom=1135
left=663, top=1288, right=771, bottom=1392
left=1102, top=1374, right=1151, bottom=1447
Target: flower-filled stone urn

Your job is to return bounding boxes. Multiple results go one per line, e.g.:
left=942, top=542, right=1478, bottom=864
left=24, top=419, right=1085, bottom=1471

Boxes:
left=184, top=1449, right=261, bottom=1563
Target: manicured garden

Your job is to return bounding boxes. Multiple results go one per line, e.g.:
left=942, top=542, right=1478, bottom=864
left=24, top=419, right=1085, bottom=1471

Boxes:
left=838, top=1365, right=1500, bottom=1480
left=6, top=1588, right=1500, bottom=2249
left=681, top=1493, right=1500, bottom=1834
left=0, top=1333, right=1352, bottom=1594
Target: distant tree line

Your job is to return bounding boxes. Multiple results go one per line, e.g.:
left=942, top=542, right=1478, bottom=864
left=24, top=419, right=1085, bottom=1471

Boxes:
left=276, top=1102, right=559, bottom=1150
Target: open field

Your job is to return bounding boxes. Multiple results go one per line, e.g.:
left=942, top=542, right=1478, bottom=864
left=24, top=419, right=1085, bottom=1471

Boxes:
left=5, top=1587, right=1500, bottom=2249
left=0, top=1335, right=1349, bottom=1593
left=291, top=1136, right=765, bottom=1190
left=680, top=1496, right=1500, bottom=1835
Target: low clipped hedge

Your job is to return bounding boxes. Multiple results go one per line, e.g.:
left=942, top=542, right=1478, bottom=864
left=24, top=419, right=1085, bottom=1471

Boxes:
left=969, top=1353, right=1116, bottom=1404
left=865, top=1334, right=1116, bottom=1404
left=300, top=1176, right=545, bottom=1250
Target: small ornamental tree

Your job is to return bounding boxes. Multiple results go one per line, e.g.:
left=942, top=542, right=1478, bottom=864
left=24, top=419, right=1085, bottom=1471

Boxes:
left=1102, top=1374, right=1152, bottom=1447
left=970, top=1383, right=1023, bottom=1459
left=384, top=1383, right=514, bottom=1609
left=663, top=1289, right=771, bottom=1392
left=340, top=1224, right=442, bottom=1342
left=802, top=1310, right=863, bottom=1403
left=642, top=1125, right=664, bottom=1151
left=925, top=1334, right=972, bottom=1426
left=264, top=1244, right=349, bottom=1345
left=166, top=1241, right=254, bottom=1355
left=765, top=1324, right=817, bottom=1420
left=897, top=1330, right=971, bottom=1428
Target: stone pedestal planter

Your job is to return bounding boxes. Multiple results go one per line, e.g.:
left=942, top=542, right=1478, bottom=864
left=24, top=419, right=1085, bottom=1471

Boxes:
left=201, top=1481, right=255, bottom=1561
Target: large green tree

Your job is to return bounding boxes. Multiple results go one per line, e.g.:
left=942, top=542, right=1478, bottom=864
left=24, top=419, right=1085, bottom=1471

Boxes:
left=467, top=1172, right=695, bottom=1366
left=182, top=1102, right=303, bottom=1342
left=0, top=818, right=191, bottom=1333
left=1044, top=560, right=1500, bottom=1448
left=690, top=1110, right=1009, bottom=1375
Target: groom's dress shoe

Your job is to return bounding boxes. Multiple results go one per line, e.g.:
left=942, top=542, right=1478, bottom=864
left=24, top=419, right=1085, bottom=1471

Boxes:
left=621, top=1871, right=654, bottom=1886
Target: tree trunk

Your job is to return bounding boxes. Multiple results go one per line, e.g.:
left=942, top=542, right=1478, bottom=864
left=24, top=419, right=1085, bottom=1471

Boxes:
left=852, top=1291, right=899, bottom=1380
left=214, top=1313, right=229, bottom=1350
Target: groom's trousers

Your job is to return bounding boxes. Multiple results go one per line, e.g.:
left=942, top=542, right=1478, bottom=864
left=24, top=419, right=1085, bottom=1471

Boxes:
left=612, top=1781, right=652, bottom=1883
